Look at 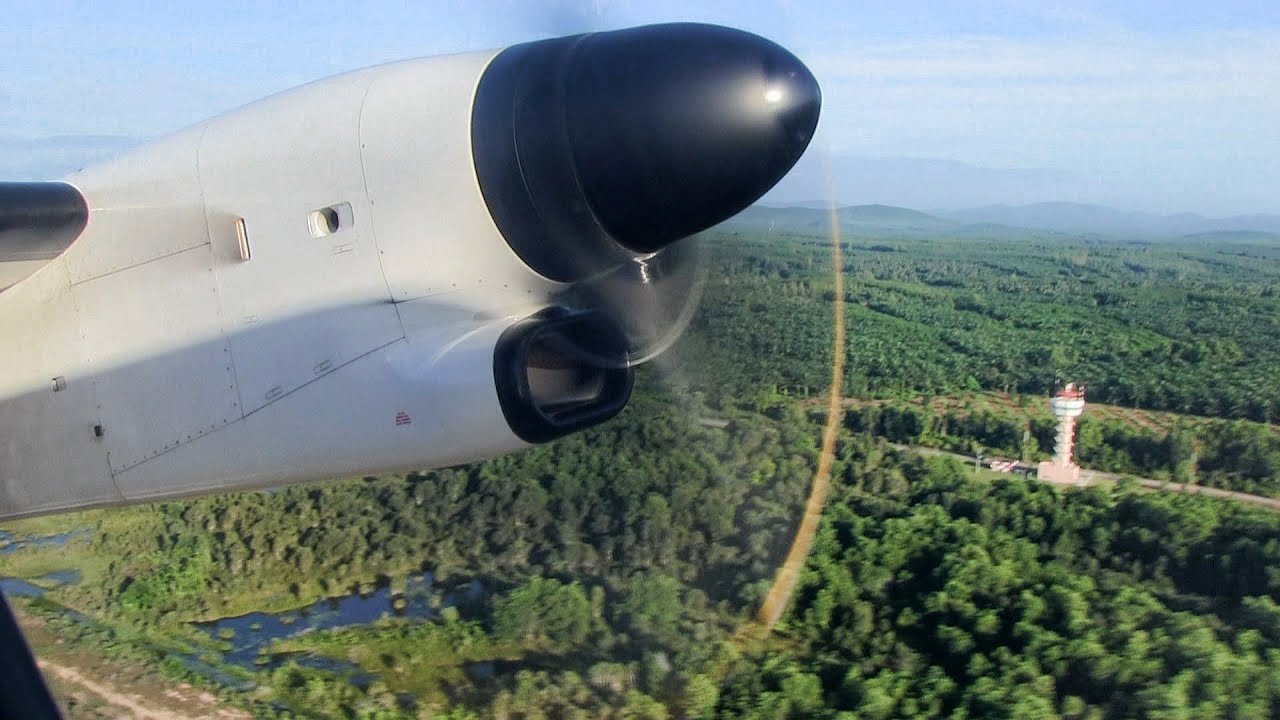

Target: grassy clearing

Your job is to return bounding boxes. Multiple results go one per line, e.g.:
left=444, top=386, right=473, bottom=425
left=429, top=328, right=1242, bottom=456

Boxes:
left=270, top=619, right=526, bottom=704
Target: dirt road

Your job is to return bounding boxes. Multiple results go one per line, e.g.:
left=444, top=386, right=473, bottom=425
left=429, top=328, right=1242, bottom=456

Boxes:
left=890, top=442, right=1280, bottom=512
left=40, top=660, right=251, bottom=720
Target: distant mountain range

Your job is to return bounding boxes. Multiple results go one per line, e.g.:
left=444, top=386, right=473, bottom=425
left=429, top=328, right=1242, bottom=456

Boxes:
left=758, top=152, right=1278, bottom=222
left=760, top=153, right=1084, bottom=211
left=735, top=204, right=961, bottom=235
left=933, top=202, right=1280, bottom=237
left=738, top=202, right=1280, bottom=240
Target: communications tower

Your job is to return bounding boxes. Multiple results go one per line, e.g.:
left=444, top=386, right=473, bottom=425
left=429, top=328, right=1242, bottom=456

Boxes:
left=1038, top=383, right=1085, bottom=484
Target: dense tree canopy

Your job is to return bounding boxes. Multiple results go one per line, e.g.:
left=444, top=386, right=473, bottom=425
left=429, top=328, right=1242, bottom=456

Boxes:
left=688, top=224, right=1280, bottom=424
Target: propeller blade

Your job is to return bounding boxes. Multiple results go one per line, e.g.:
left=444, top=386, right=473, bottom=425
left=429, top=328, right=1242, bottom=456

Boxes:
left=554, top=237, right=708, bottom=367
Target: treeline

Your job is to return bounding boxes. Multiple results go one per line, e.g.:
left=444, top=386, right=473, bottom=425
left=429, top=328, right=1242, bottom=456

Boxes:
left=842, top=402, right=1280, bottom=496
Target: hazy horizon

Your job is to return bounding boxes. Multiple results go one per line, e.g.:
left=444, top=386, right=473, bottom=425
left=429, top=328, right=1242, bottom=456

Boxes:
left=760, top=152, right=1280, bottom=218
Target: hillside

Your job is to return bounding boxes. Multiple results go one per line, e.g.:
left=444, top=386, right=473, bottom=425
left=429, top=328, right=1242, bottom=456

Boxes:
left=936, top=202, right=1280, bottom=237
left=737, top=203, right=1067, bottom=239
left=738, top=202, right=1280, bottom=240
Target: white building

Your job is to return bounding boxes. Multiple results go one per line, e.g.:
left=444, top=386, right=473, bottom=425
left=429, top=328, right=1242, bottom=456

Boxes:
left=1038, top=383, right=1086, bottom=485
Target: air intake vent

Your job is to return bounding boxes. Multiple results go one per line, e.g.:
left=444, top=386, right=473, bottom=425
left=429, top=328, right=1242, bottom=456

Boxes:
left=493, top=308, right=633, bottom=443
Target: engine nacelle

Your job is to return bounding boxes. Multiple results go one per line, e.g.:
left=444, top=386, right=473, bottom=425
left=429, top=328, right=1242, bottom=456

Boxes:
left=0, top=23, right=819, bottom=519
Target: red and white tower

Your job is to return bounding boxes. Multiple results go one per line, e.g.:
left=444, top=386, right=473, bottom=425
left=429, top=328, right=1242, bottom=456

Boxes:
left=1038, top=383, right=1085, bottom=484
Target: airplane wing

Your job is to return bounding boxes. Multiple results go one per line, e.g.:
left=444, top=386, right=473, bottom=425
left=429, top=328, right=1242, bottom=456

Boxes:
left=0, top=183, right=88, bottom=294
left=0, top=591, right=63, bottom=719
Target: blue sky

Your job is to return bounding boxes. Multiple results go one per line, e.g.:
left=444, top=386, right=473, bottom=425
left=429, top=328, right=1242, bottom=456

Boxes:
left=2, top=1, right=1277, bottom=214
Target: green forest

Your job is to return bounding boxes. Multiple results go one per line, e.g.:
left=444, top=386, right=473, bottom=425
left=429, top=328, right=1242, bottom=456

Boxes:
left=689, top=218, right=1280, bottom=422
left=4, top=209, right=1280, bottom=719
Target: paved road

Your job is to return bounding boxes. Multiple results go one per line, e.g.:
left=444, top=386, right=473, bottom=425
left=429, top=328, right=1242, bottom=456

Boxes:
left=889, top=443, right=1280, bottom=513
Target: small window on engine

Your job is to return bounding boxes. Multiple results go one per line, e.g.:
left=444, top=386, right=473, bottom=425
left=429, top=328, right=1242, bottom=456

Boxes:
left=308, top=202, right=353, bottom=238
